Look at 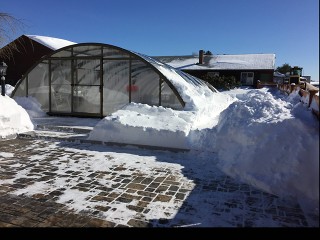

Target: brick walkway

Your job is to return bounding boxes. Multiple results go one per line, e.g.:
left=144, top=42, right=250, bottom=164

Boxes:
left=0, top=138, right=318, bottom=227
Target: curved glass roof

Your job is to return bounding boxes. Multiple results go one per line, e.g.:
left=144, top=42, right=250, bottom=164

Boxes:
left=12, top=43, right=214, bottom=117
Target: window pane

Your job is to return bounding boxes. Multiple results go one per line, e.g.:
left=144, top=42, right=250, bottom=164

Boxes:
left=51, top=60, right=72, bottom=112
left=28, top=61, right=50, bottom=112
left=13, top=78, right=26, bottom=97
left=73, top=86, right=100, bottom=114
left=74, top=59, right=100, bottom=85
left=51, top=60, right=72, bottom=85
left=131, top=60, right=159, bottom=106
left=51, top=50, right=72, bottom=57
left=161, top=80, right=183, bottom=110
left=103, top=47, right=130, bottom=58
left=51, top=84, right=71, bottom=112
left=103, top=60, right=129, bottom=114
left=73, top=45, right=102, bottom=57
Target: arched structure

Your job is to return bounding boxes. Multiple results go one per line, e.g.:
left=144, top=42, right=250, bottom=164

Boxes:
left=12, top=43, right=213, bottom=117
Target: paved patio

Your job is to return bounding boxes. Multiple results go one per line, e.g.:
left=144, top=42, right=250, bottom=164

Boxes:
left=0, top=134, right=319, bottom=227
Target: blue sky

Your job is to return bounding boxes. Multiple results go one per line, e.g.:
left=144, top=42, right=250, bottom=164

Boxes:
left=2, top=0, right=319, bottom=80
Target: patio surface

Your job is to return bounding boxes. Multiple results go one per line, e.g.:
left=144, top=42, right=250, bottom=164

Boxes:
left=0, top=120, right=318, bottom=227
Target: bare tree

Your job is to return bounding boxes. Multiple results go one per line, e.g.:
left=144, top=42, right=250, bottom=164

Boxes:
left=0, top=13, right=25, bottom=59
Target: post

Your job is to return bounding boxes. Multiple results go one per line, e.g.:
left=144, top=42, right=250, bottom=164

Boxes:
left=199, top=50, right=204, bottom=64
left=257, top=80, right=261, bottom=89
left=0, top=62, right=8, bottom=96
left=1, top=76, right=5, bottom=96
left=290, top=83, right=296, bottom=93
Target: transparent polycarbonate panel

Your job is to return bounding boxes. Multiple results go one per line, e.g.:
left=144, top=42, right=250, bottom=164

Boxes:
left=73, top=45, right=102, bottom=57
left=161, top=80, right=183, bottom=110
left=177, top=69, right=206, bottom=87
left=51, top=84, right=71, bottom=112
left=51, top=60, right=72, bottom=85
left=131, top=60, right=159, bottom=106
left=103, top=47, right=130, bottom=58
left=73, top=86, right=100, bottom=114
left=135, top=51, right=206, bottom=91
left=27, top=61, right=50, bottom=111
left=74, top=59, right=100, bottom=85
left=51, top=49, right=72, bottom=57
left=12, top=78, right=26, bottom=97
left=103, top=60, right=129, bottom=114
left=51, top=60, right=72, bottom=112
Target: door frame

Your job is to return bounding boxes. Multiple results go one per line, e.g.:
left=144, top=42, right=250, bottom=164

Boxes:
left=241, top=72, right=254, bottom=85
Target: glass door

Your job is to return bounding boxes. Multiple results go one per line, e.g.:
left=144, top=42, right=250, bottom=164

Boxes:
left=72, top=59, right=102, bottom=116
left=241, top=72, right=254, bottom=85
left=50, top=60, right=72, bottom=113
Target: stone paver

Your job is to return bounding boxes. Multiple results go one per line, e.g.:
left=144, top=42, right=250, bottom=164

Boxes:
left=0, top=138, right=318, bottom=227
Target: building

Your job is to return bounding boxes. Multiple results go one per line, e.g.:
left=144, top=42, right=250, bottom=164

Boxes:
left=154, top=50, right=276, bottom=87
left=0, top=35, right=75, bottom=86
left=4, top=35, right=277, bottom=118
left=11, top=42, right=216, bottom=118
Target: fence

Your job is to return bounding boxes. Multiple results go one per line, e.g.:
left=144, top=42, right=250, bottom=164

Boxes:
left=278, top=82, right=319, bottom=119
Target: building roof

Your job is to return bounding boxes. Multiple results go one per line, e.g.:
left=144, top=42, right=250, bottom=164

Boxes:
left=26, top=35, right=76, bottom=50
left=154, top=53, right=276, bottom=70
left=0, top=35, right=76, bottom=86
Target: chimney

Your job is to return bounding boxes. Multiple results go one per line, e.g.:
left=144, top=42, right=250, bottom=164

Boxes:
left=199, top=50, right=204, bottom=64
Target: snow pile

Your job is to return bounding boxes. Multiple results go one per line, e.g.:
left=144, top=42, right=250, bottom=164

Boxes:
left=0, top=95, right=34, bottom=138
left=89, top=103, right=193, bottom=149
left=215, top=89, right=319, bottom=206
left=0, top=84, right=15, bottom=97
left=14, top=96, right=47, bottom=118
left=88, top=87, right=319, bottom=208
left=88, top=92, right=234, bottom=149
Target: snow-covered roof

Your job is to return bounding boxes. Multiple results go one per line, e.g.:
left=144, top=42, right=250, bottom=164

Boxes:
left=154, top=54, right=275, bottom=70
left=26, top=35, right=76, bottom=50
left=132, top=51, right=215, bottom=110
left=274, top=71, right=285, bottom=77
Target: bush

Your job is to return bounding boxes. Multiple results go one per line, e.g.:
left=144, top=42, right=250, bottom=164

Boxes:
left=201, top=75, right=241, bottom=90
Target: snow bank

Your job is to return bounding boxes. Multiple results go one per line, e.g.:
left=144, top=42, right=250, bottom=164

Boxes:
left=0, top=84, right=15, bottom=97
left=215, top=89, right=319, bottom=206
left=14, top=96, right=47, bottom=118
left=0, top=95, right=34, bottom=138
left=88, top=92, right=233, bottom=150
left=88, top=103, right=194, bottom=149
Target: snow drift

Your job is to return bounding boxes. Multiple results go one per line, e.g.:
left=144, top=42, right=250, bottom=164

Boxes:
left=215, top=89, right=319, bottom=206
left=0, top=95, right=34, bottom=138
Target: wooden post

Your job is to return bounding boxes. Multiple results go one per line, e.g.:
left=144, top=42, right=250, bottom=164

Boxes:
left=308, top=90, right=318, bottom=108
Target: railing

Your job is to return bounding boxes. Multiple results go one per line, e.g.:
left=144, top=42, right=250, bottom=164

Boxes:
left=278, top=82, right=319, bottom=119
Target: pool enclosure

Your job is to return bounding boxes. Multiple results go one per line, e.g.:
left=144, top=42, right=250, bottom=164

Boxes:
left=12, top=43, right=213, bottom=117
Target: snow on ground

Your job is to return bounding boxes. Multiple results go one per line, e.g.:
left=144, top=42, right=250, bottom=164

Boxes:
left=1, top=85, right=319, bottom=214
left=0, top=94, right=33, bottom=138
